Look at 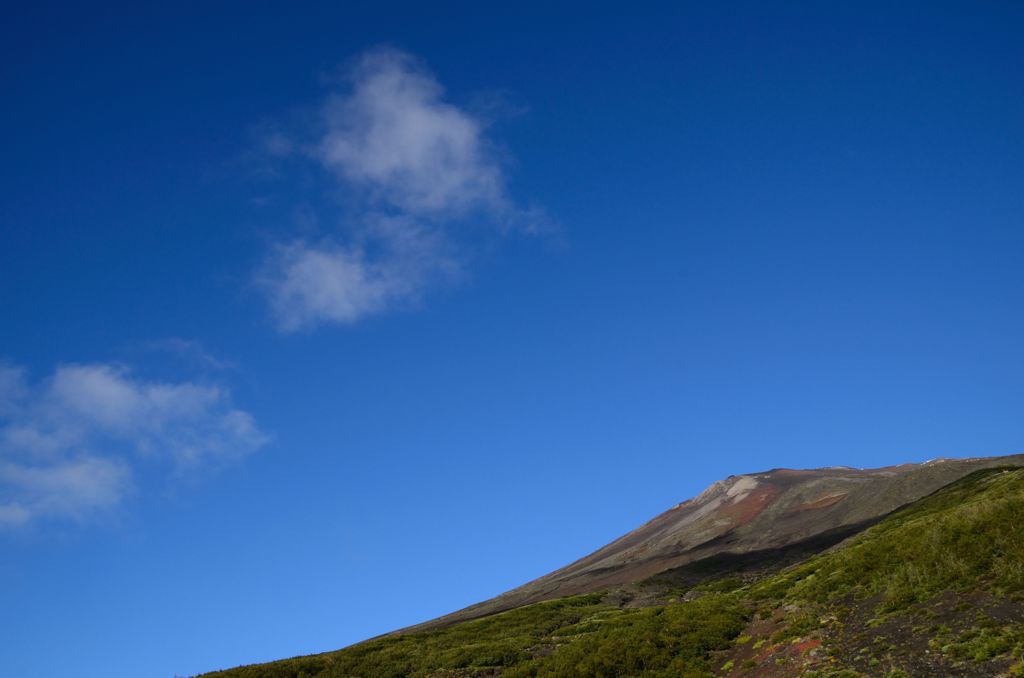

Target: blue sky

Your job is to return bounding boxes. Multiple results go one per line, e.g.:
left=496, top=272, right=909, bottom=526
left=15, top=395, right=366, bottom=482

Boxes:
left=2, top=2, right=1023, bottom=676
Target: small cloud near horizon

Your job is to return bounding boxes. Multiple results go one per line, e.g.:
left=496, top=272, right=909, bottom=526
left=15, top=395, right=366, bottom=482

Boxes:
left=0, top=361, right=268, bottom=528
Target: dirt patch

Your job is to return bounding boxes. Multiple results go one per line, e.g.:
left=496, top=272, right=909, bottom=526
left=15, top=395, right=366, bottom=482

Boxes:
left=787, top=493, right=848, bottom=513
left=720, top=485, right=780, bottom=526
left=819, top=590, right=1024, bottom=676
left=713, top=604, right=827, bottom=678
left=713, top=588, right=1024, bottom=677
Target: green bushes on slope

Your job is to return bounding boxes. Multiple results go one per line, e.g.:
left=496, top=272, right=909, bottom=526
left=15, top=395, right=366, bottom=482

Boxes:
left=504, top=595, right=749, bottom=677
left=202, top=594, right=747, bottom=678
left=752, top=467, right=1024, bottom=612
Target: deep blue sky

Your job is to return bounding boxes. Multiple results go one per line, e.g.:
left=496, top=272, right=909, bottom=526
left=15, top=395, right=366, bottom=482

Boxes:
left=2, top=2, right=1023, bottom=677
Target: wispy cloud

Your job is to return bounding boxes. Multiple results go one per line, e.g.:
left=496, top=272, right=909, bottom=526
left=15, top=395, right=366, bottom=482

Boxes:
left=0, top=362, right=267, bottom=527
left=145, top=337, right=234, bottom=371
left=258, top=47, right=545, bottom=331
left=0, top=456, right=130, bottom=527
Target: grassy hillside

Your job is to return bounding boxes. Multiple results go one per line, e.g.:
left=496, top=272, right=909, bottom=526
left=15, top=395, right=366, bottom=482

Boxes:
left=202, top=467, right=1024, bottom=677
left=733, top=465, right=1024, bottom=676
left=202, top=593, right=748, bottom=678
left=752, top=465, right=1024, bottom=609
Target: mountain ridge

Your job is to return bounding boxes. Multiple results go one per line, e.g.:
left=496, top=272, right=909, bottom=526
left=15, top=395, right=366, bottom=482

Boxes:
left=402, top=453, right=1024, bottom=634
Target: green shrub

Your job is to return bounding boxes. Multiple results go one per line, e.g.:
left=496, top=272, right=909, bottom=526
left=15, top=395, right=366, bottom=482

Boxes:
left=751, top=469, right=1024, bottom=613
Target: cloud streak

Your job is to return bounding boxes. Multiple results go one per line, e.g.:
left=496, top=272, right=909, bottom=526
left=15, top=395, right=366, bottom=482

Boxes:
left=0, top=362, right=267, bottom=527
left=258, top=47, right=541, bottom=330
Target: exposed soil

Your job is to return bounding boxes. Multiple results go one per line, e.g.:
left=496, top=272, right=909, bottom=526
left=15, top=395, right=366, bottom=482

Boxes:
left=715, top=589, right=1024, bottom=677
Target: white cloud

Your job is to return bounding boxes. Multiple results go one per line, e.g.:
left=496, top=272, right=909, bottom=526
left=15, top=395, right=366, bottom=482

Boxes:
left=258, top=47, right=543, bottom=330
left=0, top=364, right=27, bottom=416
left=0, top=456, right=130, bottom=525
left=260, top=215, right=458, bottom=330
left=263, top=241, right=400, bottom=330
left=319, top=48, right=506, bottom=217
left=0, top=362, right=268, bottom=527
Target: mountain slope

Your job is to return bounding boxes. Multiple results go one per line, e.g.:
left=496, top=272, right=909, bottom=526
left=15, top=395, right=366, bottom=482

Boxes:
left=199, top=454, right=1024, bottom=677
left=720, top=464, right=1024, bottom=675
left=410, top=454, right=1024, bottom=632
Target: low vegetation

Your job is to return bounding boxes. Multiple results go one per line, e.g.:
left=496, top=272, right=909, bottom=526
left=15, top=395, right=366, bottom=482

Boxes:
left=751, top=466, right=1024, bottom=610
left=204, top=594, right=747, bottom=678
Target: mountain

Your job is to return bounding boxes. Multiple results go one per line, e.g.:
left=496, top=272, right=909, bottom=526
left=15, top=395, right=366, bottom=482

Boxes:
left=410, top=455, right=1024, bottom=633
left=200, top=453, right=1024, bottom=677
